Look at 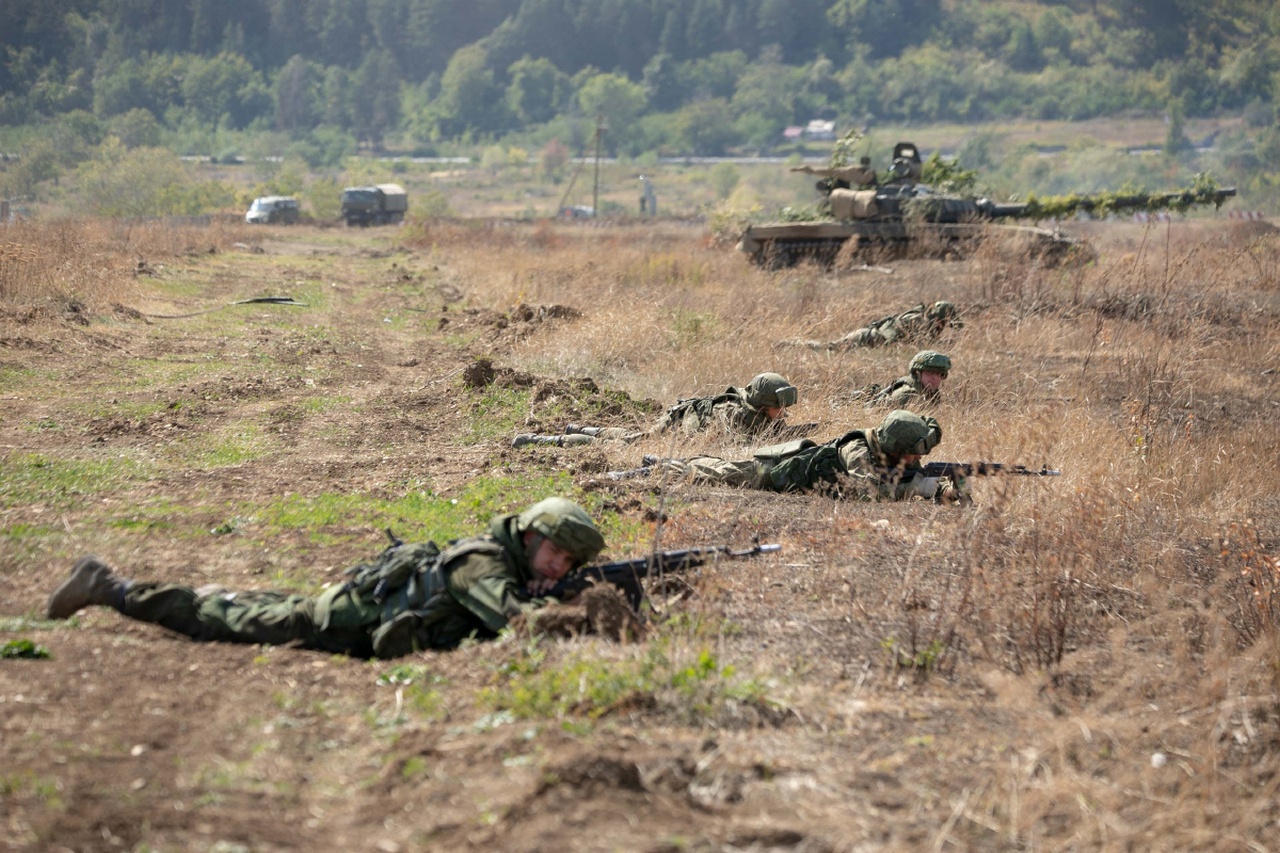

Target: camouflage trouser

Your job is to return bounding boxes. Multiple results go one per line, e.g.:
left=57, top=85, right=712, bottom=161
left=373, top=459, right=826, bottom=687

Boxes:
left=828, top=327, right=887, bottom=349
left=779, top=327, right=886, bottom=351
left=657, top=456, right=768, bottom=488
left=120, top=583, right=380, bottom=657
left=591, top=427, right=646, bottom=443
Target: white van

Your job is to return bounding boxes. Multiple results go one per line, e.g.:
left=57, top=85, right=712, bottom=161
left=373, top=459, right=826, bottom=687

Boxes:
left=245, top=196, right=300, bottom=224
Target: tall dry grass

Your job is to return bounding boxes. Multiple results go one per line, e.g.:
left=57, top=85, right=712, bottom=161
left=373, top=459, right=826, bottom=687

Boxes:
left=0, top=218, right=251, bottom=316
left=432, top=214, right=1280, bottom=844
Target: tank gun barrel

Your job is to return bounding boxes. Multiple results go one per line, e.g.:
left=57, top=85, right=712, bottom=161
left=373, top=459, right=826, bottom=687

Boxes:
left=1019, top=186, right=1236, bottom=220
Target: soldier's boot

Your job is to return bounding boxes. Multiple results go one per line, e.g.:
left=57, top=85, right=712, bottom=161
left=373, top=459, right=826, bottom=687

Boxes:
left=512, top=433, right=563, bottom=448
left=47, top=556, right=130, bottom=619
left=606, top=465, right=654, bottom=481
left=772, top=339, right=824, bottom=351
left=640, top=454, right=675, bottom=467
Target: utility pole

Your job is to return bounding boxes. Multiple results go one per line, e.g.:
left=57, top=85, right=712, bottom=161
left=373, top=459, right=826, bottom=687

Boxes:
left=591, top=114, right=606, bottom=217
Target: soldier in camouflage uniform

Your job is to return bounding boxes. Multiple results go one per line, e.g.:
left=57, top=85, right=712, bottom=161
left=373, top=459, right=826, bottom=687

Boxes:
left=46, top=498, right=606, bottom=659
left=866, top=350, right=951, bottom=409
left=777, top=301, right=962, bottom=351
left=617, top=410, right=959, bottom=502
left=512, top=372, right=798, bottom=448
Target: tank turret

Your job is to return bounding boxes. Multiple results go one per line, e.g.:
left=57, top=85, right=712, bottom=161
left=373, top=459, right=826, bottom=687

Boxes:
left=738, top=141, right=1237, bottom=269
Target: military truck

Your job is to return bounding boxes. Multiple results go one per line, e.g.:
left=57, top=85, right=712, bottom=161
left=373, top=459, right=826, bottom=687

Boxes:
left=341, top=184, right=408, bottom=226
left=738, top=141, right=1236, bottom=269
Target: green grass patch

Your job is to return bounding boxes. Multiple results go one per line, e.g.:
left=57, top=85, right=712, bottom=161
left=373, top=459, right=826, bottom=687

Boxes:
left=668, top=309, right=720, bottom=349
left=0, top=452, right=152, bottom=510
left=0, top=521, right=62, bottom=540
left=0, top=616, right=64, bottom=632
left=2, top=638, right=52, bottom=659
left=256, top=473, right=589, bottom=543
left=166, top=425, right=268, bottom=468
left=0, top=365, right=60, bottom=393
left=480, top=636, right=773, bottom=728
left=0, top=772, right=64, bottom=809
left=461, top=385, right=533, bottom=442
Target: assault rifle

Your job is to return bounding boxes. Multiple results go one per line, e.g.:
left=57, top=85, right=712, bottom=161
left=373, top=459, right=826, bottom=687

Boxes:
left=918, top=461, right=1060, bottom=478
left=766, top=420, right=820, bottom=440
left=548, top=542, right=781, bottom=608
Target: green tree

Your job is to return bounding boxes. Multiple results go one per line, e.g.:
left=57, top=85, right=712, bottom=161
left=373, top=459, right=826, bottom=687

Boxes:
left=320, top=65, right=354, bottom=127
left=538, top=138, right=570, bottom=182
left=576, top=71, right=648, bottom=153
left=730, top=47, right=801, bottom=135
left=274, top=55, right=321, bottom=132
left=352, top=49, right=403, bottom=149
left=304, top=175, right=341, bottom=220
left=75, top=141, right=231, bottom=217
left=678, top=51, right=749, bottom=101
left=1164, top=98, right=1193, bottom=157
left=506, top=55, right=568, bottom=125
left=827, top=0, right=943, bottom=60
left=181, top=52, right=269, bottom=129
left=110, top=107, right=163, bottom=148
left=673, top=98, right=738, bottom=156
left=709, top=161, right=740, bottom=199
left=431, top=44, right=505, bottom=137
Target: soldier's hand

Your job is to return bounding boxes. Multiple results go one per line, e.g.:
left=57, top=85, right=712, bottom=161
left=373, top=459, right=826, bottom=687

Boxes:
left=939, top=476, right=973, bottom=505
left=526, top=576, right=560, bottom=596
left=905, top=474, right=940, bottom=499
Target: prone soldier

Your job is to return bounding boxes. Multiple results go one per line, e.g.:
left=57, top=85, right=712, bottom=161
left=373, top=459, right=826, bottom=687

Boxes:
left=777, top=301, right=962, bottom=351
left=864, top=350, right=952, bottom=409
left=46, top=498, right=609, bottom=659
left=513, top=372, right=800, bottom=448
left=611, top=410, right=965, bottom=503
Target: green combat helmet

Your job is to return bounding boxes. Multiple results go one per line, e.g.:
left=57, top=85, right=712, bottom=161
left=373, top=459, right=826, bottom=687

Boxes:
left=926, top=301, right=963, bottom=328
left=517, top=498, right=605, bottom=564
left=744, top=372, right=798, bottom=409
left=875, top=410, right=941, bottom=458
left=909, top=350, right=951, bottom=377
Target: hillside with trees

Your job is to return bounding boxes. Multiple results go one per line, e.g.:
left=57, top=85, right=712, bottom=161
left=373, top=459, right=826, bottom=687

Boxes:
left=2, top=0, right=1280, bottom=214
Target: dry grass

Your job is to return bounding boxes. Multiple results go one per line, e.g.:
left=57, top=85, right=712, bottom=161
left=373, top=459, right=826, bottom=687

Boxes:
left=3, top=212, right=1279, bottom=848
left=454, top=215, right=1280, bottom=844
left=0, top=218, right=253, bottom=317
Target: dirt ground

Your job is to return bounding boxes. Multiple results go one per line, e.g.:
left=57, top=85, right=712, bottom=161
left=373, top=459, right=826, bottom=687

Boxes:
left=3, top=219, right=1280, bottom=852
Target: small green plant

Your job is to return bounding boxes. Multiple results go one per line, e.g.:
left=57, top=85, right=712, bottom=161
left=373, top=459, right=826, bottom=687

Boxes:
left=400, top=756, right=428, bottom=779
left=881, top=637, right=947, bottom=672
left=1, top=638, right=51, bottom=659
left=480, top=639, right=773, bottom=726
left=668, top=309, right=718, bottom=349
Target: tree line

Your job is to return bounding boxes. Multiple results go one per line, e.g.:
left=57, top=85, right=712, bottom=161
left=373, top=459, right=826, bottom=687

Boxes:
left=1, top=1, right=1278, bottom=192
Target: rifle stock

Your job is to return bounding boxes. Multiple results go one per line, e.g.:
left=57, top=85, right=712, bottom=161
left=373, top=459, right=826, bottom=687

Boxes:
left=767, top=421, right=820, bottom=440
left=920, top=461, right=1060, bottom=478
left=548, top=542, right=781, bottom=607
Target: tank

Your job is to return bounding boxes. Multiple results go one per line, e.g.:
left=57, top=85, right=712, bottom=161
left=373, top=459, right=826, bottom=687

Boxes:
left=738, top=141, right=1237, bottom=269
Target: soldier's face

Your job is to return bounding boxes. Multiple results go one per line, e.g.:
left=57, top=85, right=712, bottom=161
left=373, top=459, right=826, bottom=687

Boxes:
left=920, top=370, right=946, bottom=390
left=762, top=405, right=785, bottom=420
left=530, top=537, right=577, bottom=581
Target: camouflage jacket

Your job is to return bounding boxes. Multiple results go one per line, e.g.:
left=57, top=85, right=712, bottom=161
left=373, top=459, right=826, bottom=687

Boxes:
left=653, top=387, right=775, bottom=437
left=315, top=513, right=553, bottom=657
left=751, top=430, right=925, bottom=500
left=867, top=374, right=939, bottom=409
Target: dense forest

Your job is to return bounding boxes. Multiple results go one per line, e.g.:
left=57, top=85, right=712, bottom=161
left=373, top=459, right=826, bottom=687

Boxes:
left=2, top=0, right=1280, bottom=212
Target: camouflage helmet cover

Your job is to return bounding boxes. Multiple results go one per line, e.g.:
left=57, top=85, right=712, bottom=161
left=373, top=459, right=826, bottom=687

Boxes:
left=875, top=410, right=941, bottom=457
left=745, top=372, right=798, bottom=409
left=926, top=301, right=963, bottom=328
left=517, top=497, right=605, bottom=564
left=909, top=350, right=951, bottom=376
